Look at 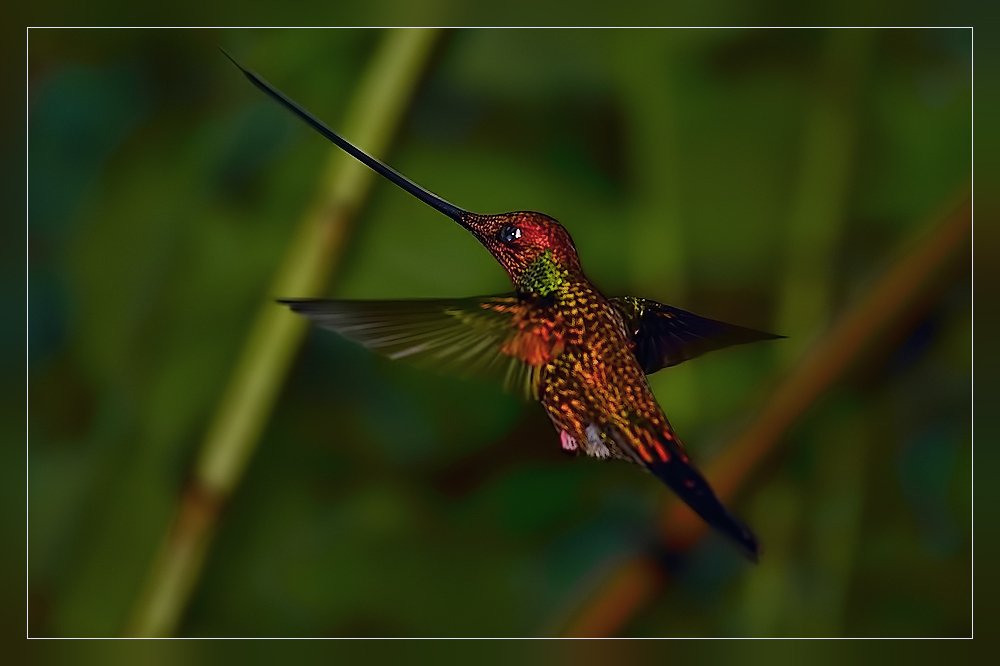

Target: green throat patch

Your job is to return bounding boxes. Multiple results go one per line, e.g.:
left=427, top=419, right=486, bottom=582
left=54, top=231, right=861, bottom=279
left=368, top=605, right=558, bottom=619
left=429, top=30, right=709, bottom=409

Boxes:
left=518, top=250, right=567, bottom=297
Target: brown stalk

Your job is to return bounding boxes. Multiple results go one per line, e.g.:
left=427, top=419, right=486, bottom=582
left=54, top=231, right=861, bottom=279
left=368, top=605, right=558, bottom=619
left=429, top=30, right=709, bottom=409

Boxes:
left=558, top=189, right=971, bottom=637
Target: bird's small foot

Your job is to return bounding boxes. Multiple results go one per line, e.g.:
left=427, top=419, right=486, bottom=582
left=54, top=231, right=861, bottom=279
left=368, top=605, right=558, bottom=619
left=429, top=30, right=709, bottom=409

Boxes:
left=559, top=430, right=578, bottom=451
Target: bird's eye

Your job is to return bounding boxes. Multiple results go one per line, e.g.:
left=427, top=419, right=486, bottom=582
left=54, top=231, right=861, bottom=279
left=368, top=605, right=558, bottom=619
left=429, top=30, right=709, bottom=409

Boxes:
left=500, top=225, right=522, bottom=243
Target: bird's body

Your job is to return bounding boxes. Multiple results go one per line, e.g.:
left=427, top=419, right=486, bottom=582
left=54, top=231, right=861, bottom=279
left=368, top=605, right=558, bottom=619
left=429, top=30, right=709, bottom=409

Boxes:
left=227, top=54, right=778, bottom=560
left=500, top=246, right=674, bottom=466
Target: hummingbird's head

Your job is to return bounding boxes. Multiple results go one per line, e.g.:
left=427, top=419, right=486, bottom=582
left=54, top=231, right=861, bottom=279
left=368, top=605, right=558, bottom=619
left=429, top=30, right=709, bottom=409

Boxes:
left=223, top=57, right=583, bottom=289
left=459, top=211, right=582, bottom=283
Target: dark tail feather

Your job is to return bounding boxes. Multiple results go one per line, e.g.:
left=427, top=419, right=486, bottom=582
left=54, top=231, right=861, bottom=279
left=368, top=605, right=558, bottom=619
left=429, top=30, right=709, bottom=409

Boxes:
left=648, top=434, right=760, bottom=562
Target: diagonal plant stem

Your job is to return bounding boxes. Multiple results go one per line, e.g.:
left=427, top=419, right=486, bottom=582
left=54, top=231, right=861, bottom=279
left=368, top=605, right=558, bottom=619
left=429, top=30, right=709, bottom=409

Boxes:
left=123, top=28, right=441, bottom=637
left=559, top=189, right=971, bottom=637
left=664, top=189, right=970, bottom=543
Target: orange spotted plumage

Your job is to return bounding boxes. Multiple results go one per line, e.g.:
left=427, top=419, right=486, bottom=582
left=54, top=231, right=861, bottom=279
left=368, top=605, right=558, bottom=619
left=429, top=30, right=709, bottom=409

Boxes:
left=229, top=54, right=783, bottom=560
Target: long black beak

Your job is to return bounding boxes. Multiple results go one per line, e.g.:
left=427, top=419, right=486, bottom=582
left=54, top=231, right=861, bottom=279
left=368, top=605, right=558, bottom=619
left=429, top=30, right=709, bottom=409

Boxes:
left=222, top=49, right=472, bottom=225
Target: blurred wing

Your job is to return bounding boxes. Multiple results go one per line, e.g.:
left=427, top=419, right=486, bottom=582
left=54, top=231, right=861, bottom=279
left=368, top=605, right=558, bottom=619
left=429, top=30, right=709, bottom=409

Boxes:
left=611, top=296, right=783, bottom=375
left=280, top=294, right=559, bottom=400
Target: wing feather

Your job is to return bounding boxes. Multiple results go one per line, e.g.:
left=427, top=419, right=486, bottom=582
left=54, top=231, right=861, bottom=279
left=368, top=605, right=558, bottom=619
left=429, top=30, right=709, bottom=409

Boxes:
left=280, top=295, right=555, bottom=400
left=611, top=296, right=783, bottom=375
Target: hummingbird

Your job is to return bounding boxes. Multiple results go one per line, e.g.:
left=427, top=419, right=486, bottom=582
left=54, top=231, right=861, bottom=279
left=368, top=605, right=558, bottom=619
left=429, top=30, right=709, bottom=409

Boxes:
left=227, top=54, right=782, bottom=561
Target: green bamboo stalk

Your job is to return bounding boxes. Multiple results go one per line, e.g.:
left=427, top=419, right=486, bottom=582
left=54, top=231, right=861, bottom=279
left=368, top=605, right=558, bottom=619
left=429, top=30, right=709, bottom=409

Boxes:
left=123, top=28, right=441, bottom=637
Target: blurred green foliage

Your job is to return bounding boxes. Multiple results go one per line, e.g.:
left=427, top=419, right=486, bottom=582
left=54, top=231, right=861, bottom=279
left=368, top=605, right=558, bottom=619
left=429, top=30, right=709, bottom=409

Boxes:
left=27, top=28, right=970, bottom=636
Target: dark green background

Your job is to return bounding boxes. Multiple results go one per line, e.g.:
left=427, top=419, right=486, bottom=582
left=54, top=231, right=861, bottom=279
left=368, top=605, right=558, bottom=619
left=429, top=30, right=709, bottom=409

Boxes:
left=26, top=28, right=970, bottom=637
